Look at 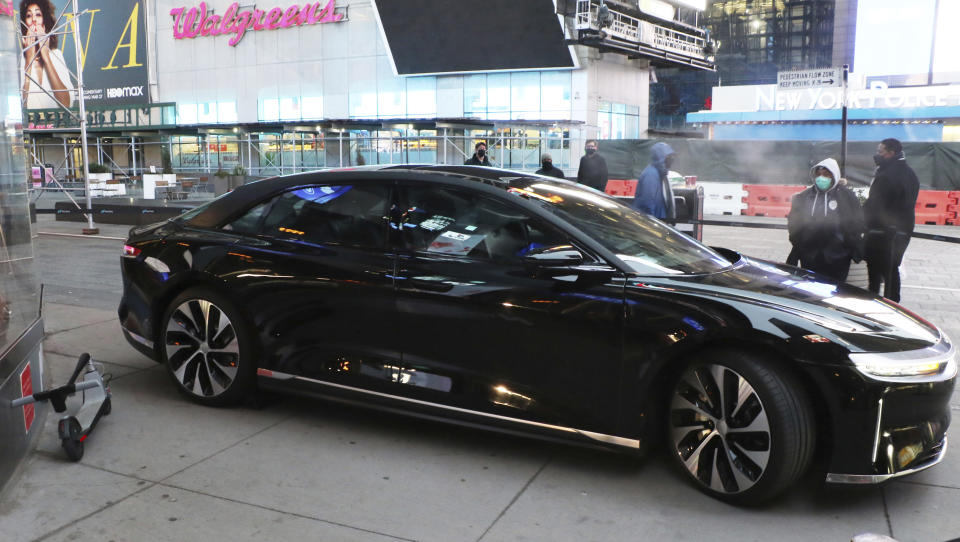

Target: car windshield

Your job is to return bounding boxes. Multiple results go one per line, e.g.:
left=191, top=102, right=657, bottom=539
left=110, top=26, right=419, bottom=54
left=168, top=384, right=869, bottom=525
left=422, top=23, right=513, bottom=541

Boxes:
left=508, top=178, right=733, bottom=275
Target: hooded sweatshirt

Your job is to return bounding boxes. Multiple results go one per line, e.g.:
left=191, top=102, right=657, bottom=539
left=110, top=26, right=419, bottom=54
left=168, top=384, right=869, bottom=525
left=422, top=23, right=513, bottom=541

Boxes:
left=787, top=158, right=865, bottom=264
left=632, top=142, right=676, bottom=220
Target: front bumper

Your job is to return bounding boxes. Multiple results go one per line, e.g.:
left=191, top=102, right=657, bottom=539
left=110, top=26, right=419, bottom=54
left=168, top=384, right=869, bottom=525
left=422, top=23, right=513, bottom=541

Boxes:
left=811, top=340, right=955, bottom=484
left=826, top=436, right=947, bottom=483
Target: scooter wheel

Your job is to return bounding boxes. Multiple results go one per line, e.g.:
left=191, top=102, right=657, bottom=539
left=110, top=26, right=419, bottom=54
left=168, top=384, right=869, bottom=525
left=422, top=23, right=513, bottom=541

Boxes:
left=62, top=437, right=84, bottom=461
left=101, top=396, right=112, bottom=417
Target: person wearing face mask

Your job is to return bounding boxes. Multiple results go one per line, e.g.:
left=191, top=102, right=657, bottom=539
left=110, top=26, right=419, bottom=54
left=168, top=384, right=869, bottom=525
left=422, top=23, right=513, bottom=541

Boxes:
left=464, top=141, right=492, bottom=166
left=576, top=139, right=608, bottom=191
left=787, top=158, right=864, bottom=281
left=632, top=142, right=677, bottom=221
left=862, top=138, right=919, bottom=302
left=535, top=153, right=564, bottom=178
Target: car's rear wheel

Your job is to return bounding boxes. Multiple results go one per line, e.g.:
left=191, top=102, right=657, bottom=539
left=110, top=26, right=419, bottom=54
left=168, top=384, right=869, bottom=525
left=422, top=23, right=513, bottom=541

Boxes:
left=162, top=288, right=256, bottom=406
left=667, top=350, right=815, bottom=504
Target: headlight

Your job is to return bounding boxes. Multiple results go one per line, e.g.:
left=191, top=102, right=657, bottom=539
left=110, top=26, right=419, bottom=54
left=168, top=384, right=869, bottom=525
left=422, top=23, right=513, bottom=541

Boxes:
left=849, top=339, right=958, bottom=382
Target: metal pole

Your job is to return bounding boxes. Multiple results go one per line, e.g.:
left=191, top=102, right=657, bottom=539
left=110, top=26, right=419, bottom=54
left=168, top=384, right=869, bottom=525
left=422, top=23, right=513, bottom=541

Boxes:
left=71, top=0, right=96, bottom=234
left=840, top=64, right=849, bottom=175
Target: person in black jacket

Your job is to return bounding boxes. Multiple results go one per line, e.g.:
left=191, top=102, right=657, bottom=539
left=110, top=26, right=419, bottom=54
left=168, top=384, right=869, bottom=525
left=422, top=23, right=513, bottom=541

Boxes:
left=464, top=141, right=492, bottom=166
left=787, top=157, right=864, bottom=281
left=535, top=153, right=565, bottom=178
left=576, top=139, right=608, bottom=191
left=863, top=138, right=919, bottom=302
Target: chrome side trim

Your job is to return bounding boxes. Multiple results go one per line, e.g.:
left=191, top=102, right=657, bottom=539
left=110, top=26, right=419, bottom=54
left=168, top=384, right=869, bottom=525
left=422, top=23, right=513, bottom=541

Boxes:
left=259, top=370, right=641, bottom=449
left=826, top=436, right=948, bottom=484
left=123, top=328, right=154, bottom=350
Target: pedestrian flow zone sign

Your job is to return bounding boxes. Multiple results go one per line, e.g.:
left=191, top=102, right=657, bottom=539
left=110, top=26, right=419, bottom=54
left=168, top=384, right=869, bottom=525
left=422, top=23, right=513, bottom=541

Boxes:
left=777, top=67, right=842, bottom=90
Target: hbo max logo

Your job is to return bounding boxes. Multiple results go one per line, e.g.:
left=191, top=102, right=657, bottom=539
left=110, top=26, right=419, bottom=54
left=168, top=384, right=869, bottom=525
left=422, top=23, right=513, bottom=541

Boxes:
left=106, top=86, right=146, bottom=99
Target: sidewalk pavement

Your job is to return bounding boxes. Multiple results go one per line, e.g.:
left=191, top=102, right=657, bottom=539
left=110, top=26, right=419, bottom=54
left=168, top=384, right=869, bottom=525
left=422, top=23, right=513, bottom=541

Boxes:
left=0, top=215, right=957, bottom=541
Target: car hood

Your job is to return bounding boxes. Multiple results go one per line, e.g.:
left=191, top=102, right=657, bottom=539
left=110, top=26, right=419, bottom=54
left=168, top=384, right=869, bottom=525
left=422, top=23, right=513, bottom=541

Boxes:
left=626, top=254, right=942, bottom=353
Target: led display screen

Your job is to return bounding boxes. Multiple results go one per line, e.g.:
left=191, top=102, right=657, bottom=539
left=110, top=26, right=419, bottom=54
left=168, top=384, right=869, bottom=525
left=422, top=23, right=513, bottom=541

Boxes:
left=854, top=0, right=936, bottom=78
left=371, top=0, right=575, bottom=76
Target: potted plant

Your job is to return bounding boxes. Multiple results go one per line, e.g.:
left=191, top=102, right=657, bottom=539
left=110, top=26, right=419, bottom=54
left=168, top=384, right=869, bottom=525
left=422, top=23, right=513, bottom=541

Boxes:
left=228, top=164, right=246, bottom=190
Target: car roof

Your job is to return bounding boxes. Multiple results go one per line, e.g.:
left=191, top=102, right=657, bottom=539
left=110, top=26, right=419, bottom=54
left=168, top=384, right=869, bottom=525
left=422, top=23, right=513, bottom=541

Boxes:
left=182, top=165, right=583, bottom=229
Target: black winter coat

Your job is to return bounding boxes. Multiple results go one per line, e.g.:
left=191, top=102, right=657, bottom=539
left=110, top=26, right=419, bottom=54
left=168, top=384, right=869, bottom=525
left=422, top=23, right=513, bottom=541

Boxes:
left=465, top=154, right=492, bottom=166
left=576, top=153, right=608, bottom=190
left=863, top=156, right=920, bottom=234
left=788, top=185, right=865, bottom=265
left=536, top=164, right=565, bottom=178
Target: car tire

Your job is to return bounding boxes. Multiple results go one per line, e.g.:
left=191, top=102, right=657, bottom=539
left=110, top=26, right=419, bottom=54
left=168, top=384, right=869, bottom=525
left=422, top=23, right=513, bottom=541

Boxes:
left=161, top=288, right=256, bottom=407
left=666, top=349, right=815, bottom=504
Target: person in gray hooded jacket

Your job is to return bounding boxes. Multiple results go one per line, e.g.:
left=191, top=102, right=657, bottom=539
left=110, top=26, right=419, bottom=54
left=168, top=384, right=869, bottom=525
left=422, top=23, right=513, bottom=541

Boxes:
left=787, top=158, right=864, bottom=281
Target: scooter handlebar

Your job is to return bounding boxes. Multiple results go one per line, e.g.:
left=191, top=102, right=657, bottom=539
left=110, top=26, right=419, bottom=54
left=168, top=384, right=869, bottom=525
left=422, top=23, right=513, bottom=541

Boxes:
left=8, top=380, right=100, bottom=408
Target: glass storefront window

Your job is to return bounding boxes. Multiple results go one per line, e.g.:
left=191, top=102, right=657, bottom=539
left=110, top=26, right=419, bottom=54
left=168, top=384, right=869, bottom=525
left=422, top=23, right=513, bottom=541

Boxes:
left=279, top=98, right=301, bottom=121
left=1, top=16, right=41, bottom=353
left=407, top=77, right=437, bottom=118
left=198, top=103, right=218, bottom=124
left=541, top=71, right=571, bottom=117
left=464, top=74, right=487, bottom=118
left=260, top=99, right=280, bottom=122
left=302, top=97, right=323, bottom=120
left=487, top=74, right=510, bottom=116
left=598, top=100, right=642, bottom=139
left=511, top=72, right=540, bottom=120
left=178, top=103, right=198, bottom=125
left=218, top=102, right=238, bottom=124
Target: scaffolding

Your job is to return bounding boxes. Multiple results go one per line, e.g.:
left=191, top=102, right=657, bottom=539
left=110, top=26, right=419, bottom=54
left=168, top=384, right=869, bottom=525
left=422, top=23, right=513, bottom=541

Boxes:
left=26, top=124, right=584, bottom=187
left=18, top=0, right=98, bottom=232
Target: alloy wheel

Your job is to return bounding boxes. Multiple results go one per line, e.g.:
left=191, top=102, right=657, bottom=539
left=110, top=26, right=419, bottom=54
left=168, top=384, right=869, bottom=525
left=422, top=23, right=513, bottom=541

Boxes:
left=669, top=364, right=772, bottom=494
left=165, top=299, right=240, bottom=397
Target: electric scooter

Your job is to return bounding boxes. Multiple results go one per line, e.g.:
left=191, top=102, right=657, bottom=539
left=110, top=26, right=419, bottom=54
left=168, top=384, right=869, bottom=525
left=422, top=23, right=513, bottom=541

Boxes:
left=10, top=353, right=112, bottom=461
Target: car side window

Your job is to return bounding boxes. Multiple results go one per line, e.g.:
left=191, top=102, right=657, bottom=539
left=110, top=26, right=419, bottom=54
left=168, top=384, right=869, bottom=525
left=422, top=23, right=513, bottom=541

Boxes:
left=401, top=185, right=567, bottom=263
left=250, top=184, right=391, bottom=248
left=222, top=199, right=276, bottom=235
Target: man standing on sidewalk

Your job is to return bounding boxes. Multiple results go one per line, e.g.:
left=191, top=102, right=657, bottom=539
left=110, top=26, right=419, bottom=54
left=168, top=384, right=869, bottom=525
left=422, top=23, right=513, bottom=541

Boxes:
left=863, top=138, right=919, bottom=302
left=576, top=139, right=608, bottom=191
left=465, top=141, right=492, bottom=166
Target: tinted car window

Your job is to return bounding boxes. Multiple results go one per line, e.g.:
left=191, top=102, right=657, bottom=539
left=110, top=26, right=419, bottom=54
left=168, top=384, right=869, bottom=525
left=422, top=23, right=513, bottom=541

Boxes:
left=253, top=184, right=391, bottom=248
left=223, top=199, right=275, bottom=235
left=507, top=181, right=731, bottom=275
left=401, top=185, right=566, bottom=263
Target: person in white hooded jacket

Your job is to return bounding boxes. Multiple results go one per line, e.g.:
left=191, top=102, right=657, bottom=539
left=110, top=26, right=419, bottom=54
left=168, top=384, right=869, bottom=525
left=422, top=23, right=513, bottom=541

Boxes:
left=787, top=158, right=864, bottom=281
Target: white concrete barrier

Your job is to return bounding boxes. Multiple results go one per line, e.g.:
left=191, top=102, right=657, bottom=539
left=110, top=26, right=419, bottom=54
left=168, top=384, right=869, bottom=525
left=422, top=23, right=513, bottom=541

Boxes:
left=698, top=182, right=748, bottom=216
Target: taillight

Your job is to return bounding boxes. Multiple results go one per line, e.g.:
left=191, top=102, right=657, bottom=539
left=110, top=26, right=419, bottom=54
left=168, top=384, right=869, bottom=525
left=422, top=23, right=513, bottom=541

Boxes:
left=122, top=244, right=141, bottom=258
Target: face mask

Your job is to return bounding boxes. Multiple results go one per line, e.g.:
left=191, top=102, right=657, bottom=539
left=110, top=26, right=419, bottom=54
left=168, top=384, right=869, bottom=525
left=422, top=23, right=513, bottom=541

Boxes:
left=873, top=153, right=885, bottom=165
left=477, top=149, right=485, bottom=157
left=585, top=148, right=596, bottom=155
left=814, top=176, right=832, bottom=191
left=542, top=161, right=552, bottom=168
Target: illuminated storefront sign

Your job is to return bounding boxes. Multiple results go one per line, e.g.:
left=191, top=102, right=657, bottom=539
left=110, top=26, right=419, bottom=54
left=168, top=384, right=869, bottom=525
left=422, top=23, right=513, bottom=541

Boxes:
left=170, top=0, right=345, bottom=46
left=712, top=82, right=960, bottom=114
left=755, top=82, right=960, bottom=112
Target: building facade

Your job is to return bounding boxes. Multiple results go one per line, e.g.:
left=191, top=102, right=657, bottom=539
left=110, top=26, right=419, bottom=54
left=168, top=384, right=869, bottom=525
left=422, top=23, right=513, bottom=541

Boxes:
left=23, top=0, right=691, bottom=180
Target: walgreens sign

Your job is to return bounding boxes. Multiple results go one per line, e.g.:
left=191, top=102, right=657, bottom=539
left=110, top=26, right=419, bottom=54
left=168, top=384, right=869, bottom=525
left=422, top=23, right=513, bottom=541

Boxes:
left=170, top=0, right=345, bottom=47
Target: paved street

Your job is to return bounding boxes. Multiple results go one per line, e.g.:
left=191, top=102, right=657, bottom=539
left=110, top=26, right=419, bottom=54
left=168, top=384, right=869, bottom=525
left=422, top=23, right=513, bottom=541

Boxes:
left=1, top=214, right=958, bottom=542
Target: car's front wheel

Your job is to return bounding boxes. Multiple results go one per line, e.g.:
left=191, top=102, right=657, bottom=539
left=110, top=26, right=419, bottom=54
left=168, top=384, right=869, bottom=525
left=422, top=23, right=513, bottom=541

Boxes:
left=667, top=350, right=815, bottom=504
left=162, top=288, right=256, bottom=406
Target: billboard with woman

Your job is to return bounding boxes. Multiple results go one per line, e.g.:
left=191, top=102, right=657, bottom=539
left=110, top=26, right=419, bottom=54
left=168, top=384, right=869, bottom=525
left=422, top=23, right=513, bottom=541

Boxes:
left=18, top=0, right=148, bottom=110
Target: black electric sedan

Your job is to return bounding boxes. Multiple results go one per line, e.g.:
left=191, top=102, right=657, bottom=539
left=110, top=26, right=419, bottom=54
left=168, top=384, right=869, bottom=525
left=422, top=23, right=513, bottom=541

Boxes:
left=118, top=165, right=954, bottom=504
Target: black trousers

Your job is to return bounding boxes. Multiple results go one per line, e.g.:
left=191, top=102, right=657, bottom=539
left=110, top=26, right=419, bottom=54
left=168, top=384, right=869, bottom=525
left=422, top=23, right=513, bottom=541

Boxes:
left=865, top=231, right=911, bottom=302
left=800, top=254, right=850, bottom=282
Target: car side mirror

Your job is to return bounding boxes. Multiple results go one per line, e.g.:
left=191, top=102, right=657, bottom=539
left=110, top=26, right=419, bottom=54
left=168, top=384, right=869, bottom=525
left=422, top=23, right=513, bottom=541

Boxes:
left=523, top=245, right=584, bottom=267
